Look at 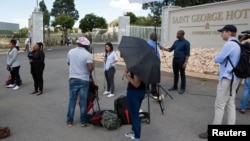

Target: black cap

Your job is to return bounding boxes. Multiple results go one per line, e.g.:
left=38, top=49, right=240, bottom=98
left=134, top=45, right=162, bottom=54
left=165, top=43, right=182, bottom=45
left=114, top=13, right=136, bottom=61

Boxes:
left=217, top=24, right=237, bottom=33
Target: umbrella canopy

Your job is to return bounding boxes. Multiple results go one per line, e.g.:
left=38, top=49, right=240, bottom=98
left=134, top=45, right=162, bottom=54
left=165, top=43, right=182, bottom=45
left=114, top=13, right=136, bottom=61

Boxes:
left=118, top=36, right=161, bottom=84
left=128, top=0, right=162, bottom=4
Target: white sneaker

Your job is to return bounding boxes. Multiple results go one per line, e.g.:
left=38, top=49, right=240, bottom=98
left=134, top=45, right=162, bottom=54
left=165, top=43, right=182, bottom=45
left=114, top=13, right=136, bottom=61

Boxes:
left=107, top=93, right=114, bottom=97
left=102, top=91, right=110, bottom=95
left=13, top=86, right=20, bottom=90
left=6, top=84, right=15, bottom=88
left=125, top=130, right=135, bottom=140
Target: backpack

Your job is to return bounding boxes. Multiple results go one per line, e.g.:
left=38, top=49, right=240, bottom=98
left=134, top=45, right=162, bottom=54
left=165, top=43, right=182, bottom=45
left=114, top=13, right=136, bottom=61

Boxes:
left=227, top=40, right=250, bottom=96
left=101, top=110, right=121, bottom=130
left=227, top=40, right=250, bottom=78
left=114, top=95, right=131, bottom=125
left=114, top=95, right=150, bottom=125
left=87, top=110, right=105, bottom=127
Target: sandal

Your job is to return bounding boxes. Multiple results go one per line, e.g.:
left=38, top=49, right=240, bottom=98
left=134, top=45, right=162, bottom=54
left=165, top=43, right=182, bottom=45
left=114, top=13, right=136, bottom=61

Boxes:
left=0, top=127, right=10, bottom=139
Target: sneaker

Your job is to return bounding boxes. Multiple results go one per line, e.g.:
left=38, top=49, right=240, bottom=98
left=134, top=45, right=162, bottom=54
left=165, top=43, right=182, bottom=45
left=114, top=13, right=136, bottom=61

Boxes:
left=6, top=84, right=15, bottom=88
left=178, top=89, right=185, bottom=94
left=199, top=131, right=208, bottom=139
left=125, top=130, right=135, bottom=140
left=103, top=91, right=110, bottom=95
left=13, top=86, right=20, bottom=90
left=107, top=93, right=114, bottom=97
left=134, top=138, right=141, bottom=141
left=81, top=123, right=88, bottom=127
left=168, top=87, right=177, bottom=91
left=239, top=109, right=246, bottom=114
left=67, top=122, right=73, bottom=127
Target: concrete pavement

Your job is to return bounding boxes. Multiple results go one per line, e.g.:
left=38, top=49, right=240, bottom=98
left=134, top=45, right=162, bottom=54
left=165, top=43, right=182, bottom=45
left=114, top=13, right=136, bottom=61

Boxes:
left=0, top=45, right=249, bottom=141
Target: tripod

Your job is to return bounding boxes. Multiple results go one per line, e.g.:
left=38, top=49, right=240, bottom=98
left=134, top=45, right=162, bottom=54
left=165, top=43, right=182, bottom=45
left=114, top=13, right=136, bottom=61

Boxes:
left=145, top=83, right=173, bottom=124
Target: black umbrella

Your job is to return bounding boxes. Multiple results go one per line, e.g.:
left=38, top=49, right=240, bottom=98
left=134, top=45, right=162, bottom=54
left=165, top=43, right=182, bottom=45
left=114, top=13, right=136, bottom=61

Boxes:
left=118, top=36, right=161, bottom=84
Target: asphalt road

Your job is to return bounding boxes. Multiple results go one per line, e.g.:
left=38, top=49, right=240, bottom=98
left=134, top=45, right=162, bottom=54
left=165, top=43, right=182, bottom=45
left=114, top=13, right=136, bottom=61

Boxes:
left=0, top=45, right=249, bottom=141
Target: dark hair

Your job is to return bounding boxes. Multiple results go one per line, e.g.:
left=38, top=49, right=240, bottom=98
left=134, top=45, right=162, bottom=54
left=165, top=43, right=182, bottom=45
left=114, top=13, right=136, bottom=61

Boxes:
left=36, top=42, right=44, bottom=51
left=105, top=42, right=113, bottom=53
left=10, top=39, right=17, bottom=46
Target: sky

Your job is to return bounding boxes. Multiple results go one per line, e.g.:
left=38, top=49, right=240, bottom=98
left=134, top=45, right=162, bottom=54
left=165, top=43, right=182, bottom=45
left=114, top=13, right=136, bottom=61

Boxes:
left=0, top=0, right=151, bottom=28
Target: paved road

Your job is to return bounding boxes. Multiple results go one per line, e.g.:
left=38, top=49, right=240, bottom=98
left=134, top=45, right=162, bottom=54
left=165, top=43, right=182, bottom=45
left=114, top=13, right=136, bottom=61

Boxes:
left=0, top=45, right=249, bottom=141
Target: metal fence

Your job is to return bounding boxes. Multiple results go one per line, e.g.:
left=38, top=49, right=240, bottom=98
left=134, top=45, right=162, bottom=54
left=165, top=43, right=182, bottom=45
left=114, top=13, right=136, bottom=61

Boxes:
left=0, top=25, right=162, bottom=48
left=91, top=25, right=161, bottom=44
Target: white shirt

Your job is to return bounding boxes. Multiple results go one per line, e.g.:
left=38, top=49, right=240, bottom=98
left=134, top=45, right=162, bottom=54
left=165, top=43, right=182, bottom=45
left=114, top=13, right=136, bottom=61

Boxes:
left=25, top=38, right=30, bottom=45
left=67, top=47, right=93, bottom=81
left=104, top=51, right=118, bottom=71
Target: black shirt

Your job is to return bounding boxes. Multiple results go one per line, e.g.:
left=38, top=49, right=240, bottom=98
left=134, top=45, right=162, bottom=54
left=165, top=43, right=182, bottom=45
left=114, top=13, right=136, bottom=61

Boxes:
left=127, top=73, right=146, bottom=90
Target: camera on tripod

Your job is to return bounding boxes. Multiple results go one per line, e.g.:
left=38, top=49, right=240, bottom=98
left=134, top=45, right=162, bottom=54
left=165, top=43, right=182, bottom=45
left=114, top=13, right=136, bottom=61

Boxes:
left=238, top=30, right=250, bottom=41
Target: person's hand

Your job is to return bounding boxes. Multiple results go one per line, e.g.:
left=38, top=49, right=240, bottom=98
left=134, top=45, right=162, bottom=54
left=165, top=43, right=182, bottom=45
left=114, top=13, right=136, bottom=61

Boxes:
left=183, top=63, right=187, bottom=68
left=123, top=67, right=129, bottom=76
left=6, top=65, right=10, bottom=71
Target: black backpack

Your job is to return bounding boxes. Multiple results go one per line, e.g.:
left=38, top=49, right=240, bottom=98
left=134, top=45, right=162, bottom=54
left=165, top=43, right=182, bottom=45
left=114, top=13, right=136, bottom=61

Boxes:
left=227, top=40, right=250, bottom=95
left=114, top=95, right=131, bottom=125
left=227, top=40, right=250, bottom=78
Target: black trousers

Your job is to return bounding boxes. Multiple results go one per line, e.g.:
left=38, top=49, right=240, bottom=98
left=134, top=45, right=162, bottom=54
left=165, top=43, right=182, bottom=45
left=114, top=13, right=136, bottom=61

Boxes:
left=172, top=58, right=186, bottom=89
left=10, top=66, right=21, bottom=86
left=31, top=66, right=44, bottom=92
left=104, top=67, right=116, bottom=93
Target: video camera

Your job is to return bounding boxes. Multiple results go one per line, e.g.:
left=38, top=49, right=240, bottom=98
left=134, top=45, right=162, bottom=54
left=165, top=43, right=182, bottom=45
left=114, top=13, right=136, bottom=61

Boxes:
left=238, top=30, right=250, bottom=41
left=83, top=45, right=93, bottom=54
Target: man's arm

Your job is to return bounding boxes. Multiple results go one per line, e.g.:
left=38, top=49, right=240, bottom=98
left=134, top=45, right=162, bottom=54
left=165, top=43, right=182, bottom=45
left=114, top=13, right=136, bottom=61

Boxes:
left=87, top=63, right=94, bottom=72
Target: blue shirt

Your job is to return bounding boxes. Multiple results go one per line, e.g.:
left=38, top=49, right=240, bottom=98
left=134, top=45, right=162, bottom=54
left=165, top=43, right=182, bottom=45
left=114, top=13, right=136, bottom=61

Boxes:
left=148, top=39, right=160, bottom=58
left=169, top=38, right=190, bottom=58
left=214, top=37, right=240, bottom=80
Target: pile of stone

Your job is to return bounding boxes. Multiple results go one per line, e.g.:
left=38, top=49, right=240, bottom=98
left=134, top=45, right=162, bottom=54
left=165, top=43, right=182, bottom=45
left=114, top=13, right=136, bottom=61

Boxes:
left=94, top=48, right=221, bottom=75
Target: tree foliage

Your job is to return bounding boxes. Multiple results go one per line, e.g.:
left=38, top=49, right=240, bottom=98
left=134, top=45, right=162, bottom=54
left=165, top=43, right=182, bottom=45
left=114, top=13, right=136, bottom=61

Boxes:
left=50, top=0, right=79, bottom=44
left=142, top=0, right=227, bottom=25
left=39, top=0, right=50, bottom=27
left=51, top=0, right=79, bottom=21
left=79, top=13, right=107, bottom=33
left=125, top=12, right=137, bottom=25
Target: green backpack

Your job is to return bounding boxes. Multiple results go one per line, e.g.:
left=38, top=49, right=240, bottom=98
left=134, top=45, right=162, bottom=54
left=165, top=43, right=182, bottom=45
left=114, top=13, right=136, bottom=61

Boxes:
left=101, top=110, right=121, bottom=130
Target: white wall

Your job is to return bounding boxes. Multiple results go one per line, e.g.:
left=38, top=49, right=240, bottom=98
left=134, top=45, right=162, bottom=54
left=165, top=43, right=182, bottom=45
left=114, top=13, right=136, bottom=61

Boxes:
left=161, top=0, right=250, bottom=48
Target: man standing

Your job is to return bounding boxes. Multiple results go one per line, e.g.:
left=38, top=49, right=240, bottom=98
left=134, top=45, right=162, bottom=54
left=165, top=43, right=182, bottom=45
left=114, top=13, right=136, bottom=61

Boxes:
left=147, top=33, right=160, bottom=97
left=161, top=30, right=190, bottom=94
left=199, top=24, right=241, bottom=139
left=66, top=36, right=94, bottom=127
left=24, top=36, right=30, bottom=52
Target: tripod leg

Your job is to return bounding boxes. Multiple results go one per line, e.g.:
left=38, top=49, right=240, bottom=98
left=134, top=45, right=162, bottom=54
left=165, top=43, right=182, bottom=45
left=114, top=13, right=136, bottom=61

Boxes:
left=159, top=85, right=173, bottom=99
left=147, top=91, right=151, bottom=124
left=157, top=84, right=165, bottom=115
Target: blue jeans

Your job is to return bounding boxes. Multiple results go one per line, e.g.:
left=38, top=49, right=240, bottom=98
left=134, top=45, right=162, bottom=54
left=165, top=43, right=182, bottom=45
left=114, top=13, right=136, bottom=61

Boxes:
left=67, top=78, right=89, bottom=124
left=126, top=89, right=146, bottom=139
left=240, top=77, right=250, bottom=110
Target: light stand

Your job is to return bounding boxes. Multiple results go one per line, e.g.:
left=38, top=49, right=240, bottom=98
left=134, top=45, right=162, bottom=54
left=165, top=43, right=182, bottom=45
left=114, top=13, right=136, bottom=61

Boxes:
left=145, top=14, right=173, bottom=124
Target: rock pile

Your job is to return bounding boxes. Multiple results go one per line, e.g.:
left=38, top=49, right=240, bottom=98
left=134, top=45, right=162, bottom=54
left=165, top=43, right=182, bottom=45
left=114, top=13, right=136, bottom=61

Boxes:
left=94, top=48, right=221, bottom=75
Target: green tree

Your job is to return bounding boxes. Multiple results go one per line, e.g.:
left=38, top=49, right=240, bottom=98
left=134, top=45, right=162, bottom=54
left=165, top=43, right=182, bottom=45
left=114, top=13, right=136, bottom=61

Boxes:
left=39, top=0, right=51, bottom=46
left=142, top=0, right=227, bottom=25
left=19, top=28, right=29, bottom=38
left=79, top=13, right=107, bottom=33
left=125, top=12, right=137, bottom=25
left=52, top=14, right=75, bottom=44
left=51, top=0, right=79, bottom=44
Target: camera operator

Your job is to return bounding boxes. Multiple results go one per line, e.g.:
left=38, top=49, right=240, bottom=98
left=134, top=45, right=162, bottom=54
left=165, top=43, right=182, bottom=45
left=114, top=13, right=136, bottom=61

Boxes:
left=238, top=32, right=250, bottom=114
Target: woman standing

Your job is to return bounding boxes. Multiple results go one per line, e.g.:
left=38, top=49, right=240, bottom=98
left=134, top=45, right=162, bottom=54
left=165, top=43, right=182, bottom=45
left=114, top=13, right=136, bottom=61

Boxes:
left=123, top=68, right=146, bottom=141
left=6, top=39, right=21, bottom=90
left=102, top=42, right=118, bottom=97
left=28, top=42, right=45, bottom=95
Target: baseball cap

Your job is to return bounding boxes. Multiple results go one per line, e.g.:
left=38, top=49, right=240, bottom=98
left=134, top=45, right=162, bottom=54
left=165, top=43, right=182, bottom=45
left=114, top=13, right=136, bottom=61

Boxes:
left=217, top=24, right=237, bottom=33
left=76, top=37, right=90, bottom=46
